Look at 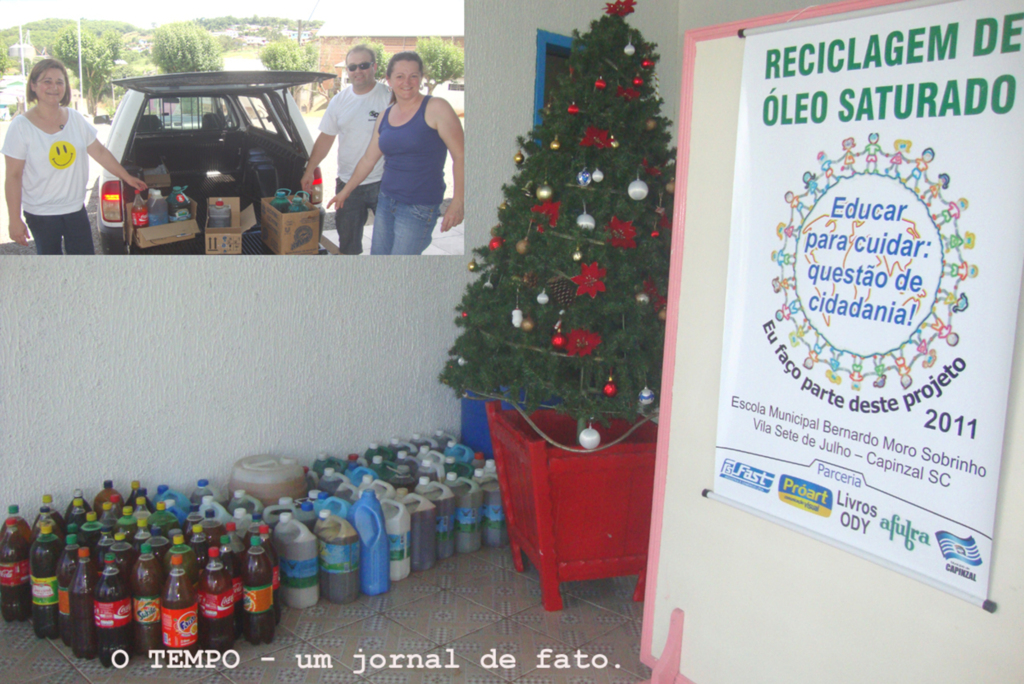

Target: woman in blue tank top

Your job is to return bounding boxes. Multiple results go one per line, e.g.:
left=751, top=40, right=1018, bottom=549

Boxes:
left=328, top=52, right=464, bottom=255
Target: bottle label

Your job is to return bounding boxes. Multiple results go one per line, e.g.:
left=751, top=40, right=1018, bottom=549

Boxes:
left=200, top=589, right=235, bottom=619
left=436, top=515, right=453, bottom=541
left=94, top=598, right=132, bottom=628
left=319, top=541, right=359, bottom=574
left=232, top=577, right=243, bottom=605
left=30, top=575, right=58, bottom=606
left=132, top=208, right=149, bottom=227
left=281, top=557, right=318, bottom=589
left=388, top=531, right=411, bottom=561
left=134, top=596, right=160, bottom=624
left=483, top=505, right=506, bottom=528
left=455, top=507, right=479, bottom=532
left=0, top=560, right=29, bottom=586
left=58, top=587, right=70, bottom=616
left=272, top=565, right=280, bottom=590
left=243, top=584, right=273, bottom=614
left=162, top=604, right=198, bottom=647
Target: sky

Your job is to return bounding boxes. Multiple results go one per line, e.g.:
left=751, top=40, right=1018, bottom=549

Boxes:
left=0, top=0, right=462, bottom=32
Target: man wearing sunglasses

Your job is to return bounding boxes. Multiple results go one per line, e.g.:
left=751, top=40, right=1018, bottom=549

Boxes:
left=301, top=45, right=392, bottom=254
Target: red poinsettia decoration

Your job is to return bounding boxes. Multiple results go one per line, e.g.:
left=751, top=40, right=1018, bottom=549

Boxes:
left=580, top=126, right=612, bottom=148
left=566, top=329, right=602, bottom=357
left=642, top=158, right=663, bottom=176
left=604, top=0, right=636, bottom=17
left=531, top=200, right=561, bottom=227
left=605, top=217, right=637, bottom=249
left=616, top=86, right=641, bottom=101
left=572, top=262, right=607, bottom=298
left=644, top=278, right=668, bottom=311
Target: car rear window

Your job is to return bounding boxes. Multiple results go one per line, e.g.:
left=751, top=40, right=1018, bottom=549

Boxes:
left=140, top=96, right=238, bottom=132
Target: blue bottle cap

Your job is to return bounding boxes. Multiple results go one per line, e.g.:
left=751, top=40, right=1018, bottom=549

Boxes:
left=318, top=492, right=328, bottom=500
left=301, top=502, right=313, bottom=511
left=205, top=509, right=215, bottom=518
left=157, top=485, right=169, bottom=494
left=198, top=479, right=209, bottom=487
left=252, top=512, right=262, bottom=521
left=190, top=503, right=199, bottom=512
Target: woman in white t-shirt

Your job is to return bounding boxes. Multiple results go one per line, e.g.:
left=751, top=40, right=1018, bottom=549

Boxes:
left=2, top=59, right=146, bottom=254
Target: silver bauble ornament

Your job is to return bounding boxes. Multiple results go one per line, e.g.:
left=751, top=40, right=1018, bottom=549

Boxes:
left=624, top=40, right=636, bottom=56
left=576, top=168, right=592, bottom=187
left=579, top=426, right=601, bottom=450
left=576, top=212, right=596, bottom=230
left=592, top=168, right=605, bottom=183
left=635, top=292, right=650, bottom=304
left=537, top=290, right=549, bottom=305
left=639, top=386, right=655, bottom=405
left=458, top=356, right=467, bottom=367
left=628, top=179, right=649, bottom=200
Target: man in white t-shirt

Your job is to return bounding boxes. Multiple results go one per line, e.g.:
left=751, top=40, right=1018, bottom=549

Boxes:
left=301, top=45, right=392, bottom=255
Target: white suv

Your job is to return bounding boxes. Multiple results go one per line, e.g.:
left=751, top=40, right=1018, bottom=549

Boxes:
left=98, top=71, right=333, bottom=254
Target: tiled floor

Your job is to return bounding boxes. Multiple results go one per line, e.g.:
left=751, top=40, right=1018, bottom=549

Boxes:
left=0, top=546, right=649, bottom=684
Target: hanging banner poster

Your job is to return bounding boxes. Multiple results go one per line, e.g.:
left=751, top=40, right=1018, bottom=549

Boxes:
left=716, top=0, right=1024, bottom=605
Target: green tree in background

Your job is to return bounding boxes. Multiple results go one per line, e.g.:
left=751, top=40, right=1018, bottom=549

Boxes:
left=53, top=28, right=123, bottom=114
left=416, top=37, right=464, bottom=95
left=0, top=45, right=11, bottom=75
left=151, top=22, right=223, bottom=73
left=440, top=2, right=674, bottom=435
left=259, top=40, right=318, bottom=71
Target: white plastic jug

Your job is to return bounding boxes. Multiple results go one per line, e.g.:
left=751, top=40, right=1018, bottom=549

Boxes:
left=230, top=508, right=253, bottom=537
left=368, top=479, right=396, bottom=501
left=190, top=479, right=226, bottom=505
left=263, top=497, right=299, bottom=530
left=208, top=198, right=232, bottom=228
left=333, top=482, right=361, bottom=505
left=272, top=512, right=319, bottom=608
left=357, top=475, right=377, bottom=498
left=433, top=430, right=457, bottom=445
left=381, top=498, right=411, bottom=581
left=198, top=495, right=231, bottom=524
left=227, top=489, right=264, bottom=515
left=447, top=475, right=483, bottom=554
left=229, top=454, right=307, bottom=506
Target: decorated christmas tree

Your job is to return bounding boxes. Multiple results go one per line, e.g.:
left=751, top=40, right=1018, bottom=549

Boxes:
left=441, top=0, right=675, bottom=448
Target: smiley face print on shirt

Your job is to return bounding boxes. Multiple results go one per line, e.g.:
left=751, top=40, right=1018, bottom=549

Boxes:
left=49, top=141, right=76, bottom=169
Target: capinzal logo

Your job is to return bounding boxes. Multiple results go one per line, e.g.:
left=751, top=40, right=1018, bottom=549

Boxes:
left=720, top=458, right=775, bottom=493
left=778, top=475, right=832, bottom=517
left=879, top=514, right=930, bottom=551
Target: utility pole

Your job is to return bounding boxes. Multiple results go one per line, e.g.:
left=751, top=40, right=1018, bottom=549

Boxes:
left=77, top=18, right=84, bottom=112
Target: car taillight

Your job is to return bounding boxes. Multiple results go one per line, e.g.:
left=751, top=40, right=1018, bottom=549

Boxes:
left=101, top=180, right=123, bottom=223
left=311, top=166, right=323, bottom=205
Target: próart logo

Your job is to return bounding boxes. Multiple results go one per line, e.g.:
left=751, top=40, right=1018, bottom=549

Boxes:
left=879, top=514, right=930, bottom=551
left=777, top=475, right=832, bottom=517
left=720, top=459, right=775, bottom=493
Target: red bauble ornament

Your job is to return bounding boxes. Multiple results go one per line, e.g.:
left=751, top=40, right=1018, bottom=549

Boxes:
left=603, top=381, right=618, bottom=398
left=595, top=77, right=607, bottom=90
left=568, top=102, right=580, bottom=115
left=633, top=76, right=644, bottom=87
left=552, top=333, right=567, bottom=350
left=461, top=312, right=469, bottom=318
left=642, top=58, right=655, bottom=69
left=489, top=236, right=504, bottom=250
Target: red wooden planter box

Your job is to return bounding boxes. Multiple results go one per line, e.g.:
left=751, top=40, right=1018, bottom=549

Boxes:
left=486, top=400, right=658, bottom=611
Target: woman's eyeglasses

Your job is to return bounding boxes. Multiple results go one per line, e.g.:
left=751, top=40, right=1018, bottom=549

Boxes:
left=348, top=62, right=373, bottom=72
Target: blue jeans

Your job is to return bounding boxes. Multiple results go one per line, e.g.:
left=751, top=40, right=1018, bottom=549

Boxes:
left=23, top=207, right=95, bottom=255
left=370, top=190, right=440, bottom=255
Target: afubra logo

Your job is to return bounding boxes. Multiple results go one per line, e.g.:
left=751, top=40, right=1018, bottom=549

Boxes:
left=720, top=459, right=774, bottom=493
left=778, top=475, right=832, bottom=517
left=879, top=514, right=930, bottom=551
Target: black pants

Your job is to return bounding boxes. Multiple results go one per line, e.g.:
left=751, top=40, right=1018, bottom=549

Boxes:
left=23, top=207, right=95, bottom=255
left=334, top=179, right=380, bottom=255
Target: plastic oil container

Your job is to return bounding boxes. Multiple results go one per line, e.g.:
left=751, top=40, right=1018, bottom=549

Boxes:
left=350, top=490, right=389, bottom=596
left=208, top=199, right=232, bottom=228
left=227, top=490, right=263, bottom=515
left=270, top=189, right=291, bottom=213
left=368, top=480, right=396, bottom=502
left=228, top=455, right=307, bottom=506
left=415, top=478, right=454, bottom=560
left=314, top=511, right=359, bottom=604
left=381, top=499, right=410, bottom=581
left=271, top=512, right=318, bottom=608
left=475, top=469, right=507, bottom=548
left=319, top=469, right=347, bottom=496
left=147, top=189, right=168, bottom=226
left=167, top=186, right=192, bottom=222
left=447, top=474, right=482, bottom=554
left=402, top=493, right=436, bottom=572
left=333, top=482, right=361, bottom=505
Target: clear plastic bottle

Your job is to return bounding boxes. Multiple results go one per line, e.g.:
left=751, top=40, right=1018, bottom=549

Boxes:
left=147, top=189, right=169, bottom=226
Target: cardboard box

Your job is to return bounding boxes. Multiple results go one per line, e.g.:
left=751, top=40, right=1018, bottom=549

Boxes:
left=126, top=200, right=200, bottom=250
left=142, top=170, right=171, bottom=192
left=204, top=197, right=244, bottom=255
left=260, top=196, right=320, bottom=255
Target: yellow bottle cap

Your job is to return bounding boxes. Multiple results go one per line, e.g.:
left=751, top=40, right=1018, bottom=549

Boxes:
left=103, top=502, right=112, bottom=511
left=123, top=507, right=133, bottom=516
left=192, top=524, right=202, bottom=534
left=86, top=512, right=97, bottom=522
left=173, top=534, right=185, bottom=545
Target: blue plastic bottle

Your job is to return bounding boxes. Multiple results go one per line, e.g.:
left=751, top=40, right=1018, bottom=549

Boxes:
left=444, top=441, right=476, bottom=464
left=350, top=490, right=389, bottom=596
left=347, top=466, right=377, bottom=486
left=153, top=485, right=190, bottom=523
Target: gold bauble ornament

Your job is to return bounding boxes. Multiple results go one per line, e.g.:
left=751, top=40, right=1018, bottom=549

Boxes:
left=536, top=184, right=554, bottom=201
left=658, top=308, right=667, bottom=321
left=543, top=102, right=552, bottom=116
left=610, top=139, right=620, bottom=149
left=665, top=179, right=676, bottom=194
left=521, top=316, right=535, bottom=332
left=499, top=201, right=508, bottom=211
left=572, top=249, right=583, bottom=262
left=514, top=150, right=524, bottom=164
left=549, top=136, right=561, bottom=151
left=516, top=239, right=530, bottom=255
left=468, top=259, right=478, bottom=272
left=645, top=118, right=657, bottom=131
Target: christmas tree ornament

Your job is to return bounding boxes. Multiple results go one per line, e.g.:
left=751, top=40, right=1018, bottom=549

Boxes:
left=642, top=58, right=655, bottom=69
left=550, top=136, right=561, bottom=151
left=576, top=168, right=592, bottom=186
left=658, top=308, right=667, bottom=321
left=579, top=423, right=601, bottom=449
left=537, top=290, right=549, bottom=305
left=609, top=136, right=620, bottom=149
left=645, top=118, right=657, bottom=131
left=665, top=178, right=676, bottom=194
left=489, top=236, right=504, bottom=251
left=552, top=332, right=568, bottom=350
left=633, top=76, right=644, bottom=87
left=568, top=102, right=580, bottom=115
left=628, top=178, right=650, bottom=200
left=606, top=216, right=637, bottom=248
left=572, top=262, right=607, bottom=298
left=467, top=259, right=478, bottom=272
left=516, top=238, right=530, bottom=255
left=639, top=386, right=656, bottom=405
left=577, top=202, right=596, bottom=230
left=624, top=40, right=636, bottom=56
left=595, top=76, right=607, bottom=90
left=543, top=102, right=552, bottom=116
left=461, top=311, right=469, bottom=318
left=572, top=248, right=583, bottom=262
left=458, top=356, right=467, bottom=366
left=592, top=168, right=605, bottom=183
left=514, top=150, right=524, bottom=164
left=603, top=375, right=618, bottom=398
left=522, top=316, right=535, bottom=332
left=636, top=292, right=650, bottom=304
left=483, top=274, right=494, bottom=289
left=512, top=308, right=523, bottom=328
left=523, top=271, right=539, bottom=288
left=499, top=201, right=508, bottom=211
left=548, top=276, right=578, bottom=308
left=536, top=183, right=554, bottom=201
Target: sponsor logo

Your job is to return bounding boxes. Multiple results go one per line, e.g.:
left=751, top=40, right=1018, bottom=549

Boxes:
left=369, top=110, right=380, bottom=119
left=879, top=514, right=930, bottom=551
left=936, top=531, right=982, bottom=582
left=778, top=475, right=832, bottom=517
left=720, top=458, right=775, bottom=493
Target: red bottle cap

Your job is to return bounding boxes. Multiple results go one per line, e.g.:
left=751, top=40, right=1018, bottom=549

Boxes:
left=209, top=547, right=220, bottom=558
left=259, top=525, right=269, bottom=534
left=226, top=523, right=236, bottom=532
left=78, top=547, right=90, bottom=558
left=171, top=554, right=183, bottom=566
